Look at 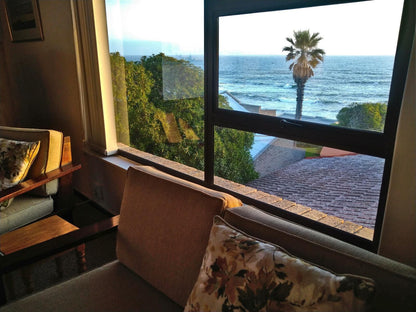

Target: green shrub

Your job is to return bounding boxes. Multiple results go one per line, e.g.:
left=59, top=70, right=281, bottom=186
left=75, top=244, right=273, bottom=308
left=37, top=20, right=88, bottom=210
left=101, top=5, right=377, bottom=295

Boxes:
left=336, top=102, right=387, bottom=132
left=110, top=52, right=258, bottom=184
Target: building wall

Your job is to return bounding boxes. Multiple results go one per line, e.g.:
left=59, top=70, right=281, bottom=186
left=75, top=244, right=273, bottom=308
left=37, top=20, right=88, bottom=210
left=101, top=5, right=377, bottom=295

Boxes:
left=0, top=36, right=13, bottom=125
left=0, top=0, right=105, bottom=200
left=0, top=0, right=84, bottom=158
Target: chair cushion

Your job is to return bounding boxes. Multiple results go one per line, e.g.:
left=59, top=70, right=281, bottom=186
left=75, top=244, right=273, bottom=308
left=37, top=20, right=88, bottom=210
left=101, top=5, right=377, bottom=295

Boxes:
left=0, top=196, right=53, bottom=234
left=116, top=166, right=242, bottom=307
left=1, top=261, right=183, bottom=312
left=185, top=216, right=375, bottom=312
left=0, top=138, right=40, bottom=209
left=0, top=126, right=63, bottom=196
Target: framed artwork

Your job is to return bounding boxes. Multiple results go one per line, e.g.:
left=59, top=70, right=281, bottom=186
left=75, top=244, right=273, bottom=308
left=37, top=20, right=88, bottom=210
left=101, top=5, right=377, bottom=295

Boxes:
left=4, top=0, right=43, bottom=42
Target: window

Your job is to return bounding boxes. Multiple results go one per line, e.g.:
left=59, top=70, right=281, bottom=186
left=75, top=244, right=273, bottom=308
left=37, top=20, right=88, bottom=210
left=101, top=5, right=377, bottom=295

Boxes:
left=105, top=0, right=415, bottom=251
left=105, top=0, right=205, bottom=176
left=206, top=0, right=414, bottom=250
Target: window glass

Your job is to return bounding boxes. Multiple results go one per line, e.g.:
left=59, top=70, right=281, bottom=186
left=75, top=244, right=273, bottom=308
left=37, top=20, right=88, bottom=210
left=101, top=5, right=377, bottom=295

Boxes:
left=218, top=0, right=403, bottom=132
left=105, top=0, right=204, bottom=170
left=214, top=127, right=383, bottom=239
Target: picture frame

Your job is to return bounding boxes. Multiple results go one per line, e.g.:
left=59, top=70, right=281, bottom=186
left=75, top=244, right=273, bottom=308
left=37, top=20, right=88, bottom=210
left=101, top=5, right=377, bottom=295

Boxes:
left=4, top=0, right=43, bottom=42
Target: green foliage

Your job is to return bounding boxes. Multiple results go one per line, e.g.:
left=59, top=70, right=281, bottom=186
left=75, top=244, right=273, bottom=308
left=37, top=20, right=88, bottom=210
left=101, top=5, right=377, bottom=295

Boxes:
left=215, top=127, right=259, bottom=184
left=109, top=52, right=130, bottom=144
left=336, top=102, right=387, bottom=132
left=110, top=52, right=258, bottom=183
left=112, top=53, right=164, bottom=152
left=283, top=30, right=325, bottom=120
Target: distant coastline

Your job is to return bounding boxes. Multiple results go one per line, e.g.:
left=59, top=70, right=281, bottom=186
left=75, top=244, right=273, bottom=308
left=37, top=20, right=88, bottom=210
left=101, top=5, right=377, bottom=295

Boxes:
left=222, top=91, right=336, bottom=125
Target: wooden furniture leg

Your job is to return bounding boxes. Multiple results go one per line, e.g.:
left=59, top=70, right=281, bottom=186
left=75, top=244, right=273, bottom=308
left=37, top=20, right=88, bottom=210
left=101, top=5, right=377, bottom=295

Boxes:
left=76, top=244, right=87, bottom=273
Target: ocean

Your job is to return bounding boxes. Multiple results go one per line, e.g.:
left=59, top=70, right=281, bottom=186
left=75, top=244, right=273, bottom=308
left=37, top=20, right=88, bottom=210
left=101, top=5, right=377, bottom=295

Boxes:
left=125, top=54, right=395, bottom=124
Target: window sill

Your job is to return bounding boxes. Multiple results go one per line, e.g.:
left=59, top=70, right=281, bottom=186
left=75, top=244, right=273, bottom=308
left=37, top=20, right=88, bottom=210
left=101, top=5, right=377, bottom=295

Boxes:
left=109, top=144, right=375, bottom=241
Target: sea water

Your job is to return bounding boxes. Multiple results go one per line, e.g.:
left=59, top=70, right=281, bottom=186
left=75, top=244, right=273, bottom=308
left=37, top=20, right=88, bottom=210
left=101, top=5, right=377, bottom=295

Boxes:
left=204, top=55, right=393, bottom=123
left=126, top=54, right=395, bottom=124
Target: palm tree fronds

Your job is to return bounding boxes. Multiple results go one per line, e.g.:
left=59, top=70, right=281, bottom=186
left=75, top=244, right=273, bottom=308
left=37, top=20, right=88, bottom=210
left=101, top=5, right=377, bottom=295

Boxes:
left=283, top=30, right=325, bottom=77
left=311, top=48, right=326, bottom=58
left=285, top=37, right=295, bottom=46
left=282, top=30, right=325, bottom=120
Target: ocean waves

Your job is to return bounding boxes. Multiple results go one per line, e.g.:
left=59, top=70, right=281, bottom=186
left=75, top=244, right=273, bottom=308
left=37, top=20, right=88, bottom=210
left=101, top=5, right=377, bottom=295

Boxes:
left=217, top=55, right=394, bottom=122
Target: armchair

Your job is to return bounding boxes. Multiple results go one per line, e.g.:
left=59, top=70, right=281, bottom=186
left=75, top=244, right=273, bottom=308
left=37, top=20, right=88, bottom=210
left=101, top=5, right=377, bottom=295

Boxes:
left=0, top=126, right=81, bottom=234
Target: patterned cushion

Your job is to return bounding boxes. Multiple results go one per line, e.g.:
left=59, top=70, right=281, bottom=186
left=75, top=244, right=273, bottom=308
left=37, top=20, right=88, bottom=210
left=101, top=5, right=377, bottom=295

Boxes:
left=185, top=216, right=375, bottom=312
left=0, top=138, right=40, bottom=210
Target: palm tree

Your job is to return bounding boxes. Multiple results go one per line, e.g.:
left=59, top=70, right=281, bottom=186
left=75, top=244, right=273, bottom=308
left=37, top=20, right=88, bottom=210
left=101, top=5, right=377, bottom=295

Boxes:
left=283, top=30, right=325, bottom=120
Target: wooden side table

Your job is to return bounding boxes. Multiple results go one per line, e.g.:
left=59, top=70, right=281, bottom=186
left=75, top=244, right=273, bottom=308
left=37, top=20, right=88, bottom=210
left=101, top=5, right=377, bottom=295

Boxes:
left=0, top=215, right=86, bottom=298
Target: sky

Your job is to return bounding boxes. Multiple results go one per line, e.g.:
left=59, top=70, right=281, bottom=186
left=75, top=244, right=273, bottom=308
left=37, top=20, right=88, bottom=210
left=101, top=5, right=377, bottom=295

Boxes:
left=105, top=0, right=404, bottom=56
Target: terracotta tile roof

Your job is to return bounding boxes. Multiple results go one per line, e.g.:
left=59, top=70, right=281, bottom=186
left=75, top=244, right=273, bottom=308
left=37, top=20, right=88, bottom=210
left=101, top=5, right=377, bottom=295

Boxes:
left=247, top=154, right=383, bottom=229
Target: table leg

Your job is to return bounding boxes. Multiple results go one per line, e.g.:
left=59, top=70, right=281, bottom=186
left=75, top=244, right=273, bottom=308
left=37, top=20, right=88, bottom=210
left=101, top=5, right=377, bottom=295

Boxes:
left=75, top=244, right=87, bottom=273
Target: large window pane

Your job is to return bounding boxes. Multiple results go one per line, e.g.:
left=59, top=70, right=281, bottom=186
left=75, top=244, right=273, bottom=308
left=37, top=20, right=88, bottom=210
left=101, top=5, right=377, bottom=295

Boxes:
left=214, top=127, right=384, bottom=239
left=218, top=0, right=403, bottom=132
left=105, top=0, right=204, bottom=170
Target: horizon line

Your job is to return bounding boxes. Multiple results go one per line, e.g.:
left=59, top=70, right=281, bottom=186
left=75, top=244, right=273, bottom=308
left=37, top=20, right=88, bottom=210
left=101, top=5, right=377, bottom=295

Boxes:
left=111, top=52, right=396, bottom=57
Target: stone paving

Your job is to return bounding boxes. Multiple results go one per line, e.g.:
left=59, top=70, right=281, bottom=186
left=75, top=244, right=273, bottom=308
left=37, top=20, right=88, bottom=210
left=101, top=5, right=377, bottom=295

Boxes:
left=247, top=154, right=384, bottom=229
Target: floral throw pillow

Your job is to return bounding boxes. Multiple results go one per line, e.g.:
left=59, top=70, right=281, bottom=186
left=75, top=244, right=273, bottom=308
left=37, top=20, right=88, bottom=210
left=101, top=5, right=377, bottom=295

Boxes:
left=0, top=138, right=41, bottom=210
left=185, top=216, right=375, bottom=312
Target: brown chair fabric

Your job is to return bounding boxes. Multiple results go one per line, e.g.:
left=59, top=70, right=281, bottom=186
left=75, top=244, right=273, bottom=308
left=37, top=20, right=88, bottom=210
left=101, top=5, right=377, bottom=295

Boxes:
left=2, top=261, right=183, bottom=312
left=116, top=166, right=242, bottom=307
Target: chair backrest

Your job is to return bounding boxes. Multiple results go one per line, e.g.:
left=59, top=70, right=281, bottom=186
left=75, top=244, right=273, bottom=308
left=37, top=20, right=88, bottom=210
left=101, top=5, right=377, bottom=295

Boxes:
left=116, top=166, right=242, bottom=307
left=0, top=126, right=63, bottom=196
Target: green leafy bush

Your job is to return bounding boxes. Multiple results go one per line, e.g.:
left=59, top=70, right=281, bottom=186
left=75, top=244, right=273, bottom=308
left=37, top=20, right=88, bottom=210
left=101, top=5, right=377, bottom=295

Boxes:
left=110, top=53, right=258, bottom=183
left=336, top=102, right=387, bottom=132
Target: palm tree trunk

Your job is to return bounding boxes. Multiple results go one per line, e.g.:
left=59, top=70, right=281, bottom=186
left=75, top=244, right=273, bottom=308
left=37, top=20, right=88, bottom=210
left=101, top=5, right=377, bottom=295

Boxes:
left=295, top=78, right=306, bottom=120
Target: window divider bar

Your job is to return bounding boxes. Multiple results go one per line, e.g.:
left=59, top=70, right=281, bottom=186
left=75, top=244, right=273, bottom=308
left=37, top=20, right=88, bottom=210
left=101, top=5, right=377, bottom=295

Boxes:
left=204, top=2, right=218, bottom=186
left=213, top=109, right=388, bottom=158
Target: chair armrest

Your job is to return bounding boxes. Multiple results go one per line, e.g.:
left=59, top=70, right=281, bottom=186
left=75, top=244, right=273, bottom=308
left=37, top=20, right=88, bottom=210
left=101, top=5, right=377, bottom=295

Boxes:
left=0, top=215, right=119, bottom=274
left=0, top=163, right=81, bottom=203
